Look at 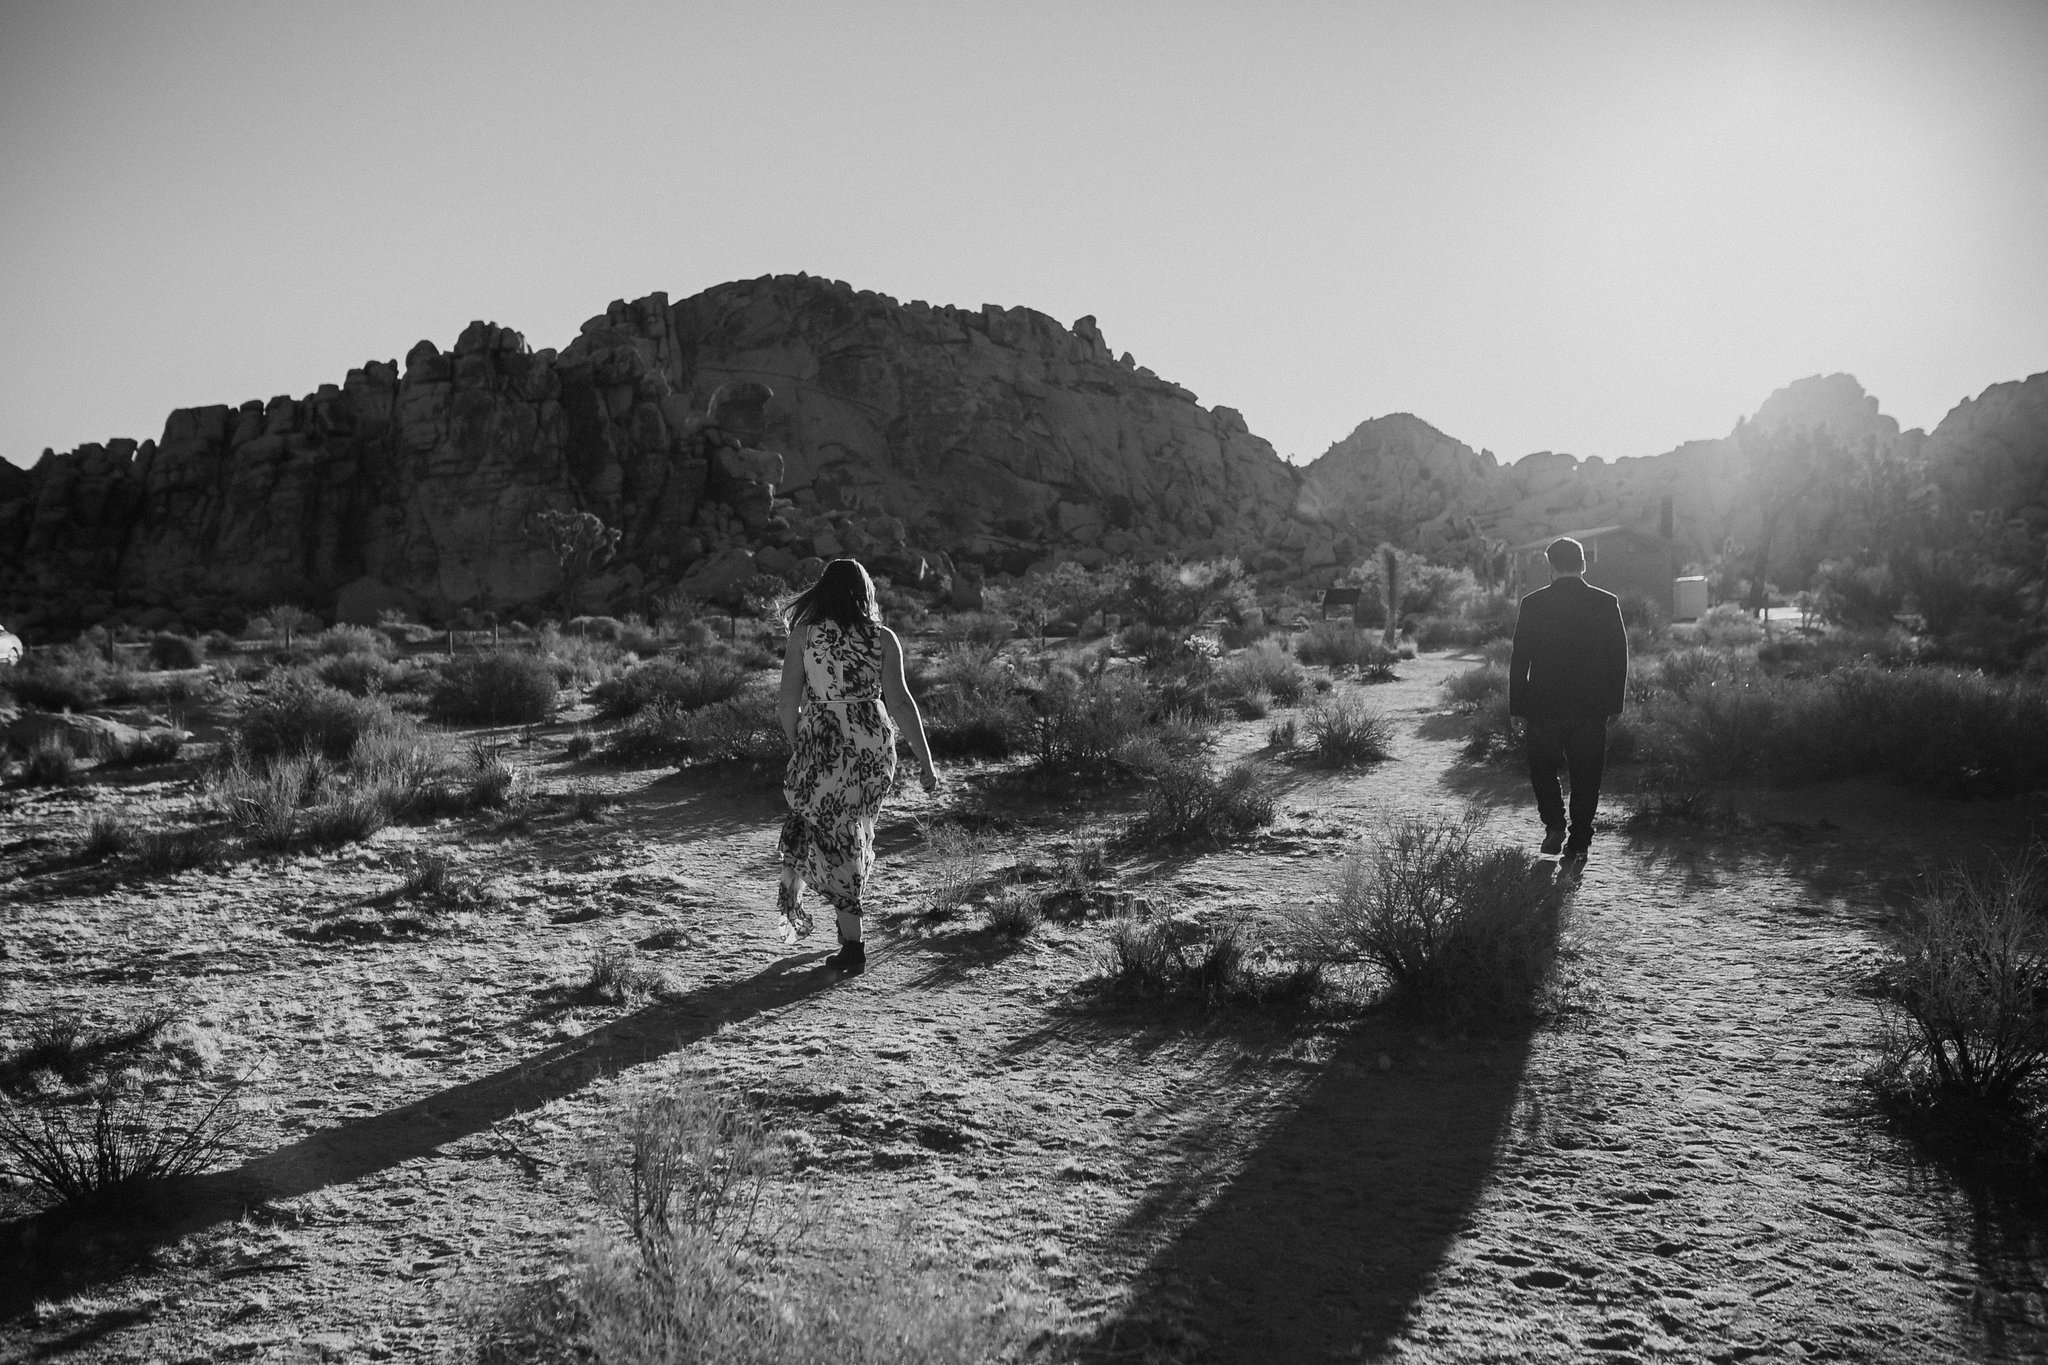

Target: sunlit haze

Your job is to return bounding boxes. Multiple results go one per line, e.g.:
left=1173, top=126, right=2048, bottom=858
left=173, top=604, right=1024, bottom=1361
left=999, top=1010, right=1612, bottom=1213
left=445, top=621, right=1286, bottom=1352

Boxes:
left=3, top=0, right=2044, bottom=469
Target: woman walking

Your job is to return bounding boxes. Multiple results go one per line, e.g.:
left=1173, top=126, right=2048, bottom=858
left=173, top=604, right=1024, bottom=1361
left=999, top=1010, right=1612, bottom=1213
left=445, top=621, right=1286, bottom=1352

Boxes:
left=777, top=559, right=939, bottom=973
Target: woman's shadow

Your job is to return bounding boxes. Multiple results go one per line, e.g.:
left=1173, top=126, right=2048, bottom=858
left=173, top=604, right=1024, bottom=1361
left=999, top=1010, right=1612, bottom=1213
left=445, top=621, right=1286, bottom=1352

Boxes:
left=0, top=949, right=840, bottom=1317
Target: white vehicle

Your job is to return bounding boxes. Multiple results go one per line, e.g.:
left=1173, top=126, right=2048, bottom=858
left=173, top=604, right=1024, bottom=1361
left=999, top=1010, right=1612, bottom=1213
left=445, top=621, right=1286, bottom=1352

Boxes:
left=0, top=626, right=21, bottom=666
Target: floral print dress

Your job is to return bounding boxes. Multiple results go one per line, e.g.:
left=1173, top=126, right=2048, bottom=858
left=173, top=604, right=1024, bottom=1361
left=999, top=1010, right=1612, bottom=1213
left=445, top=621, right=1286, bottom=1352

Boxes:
left=778, top=618, right=897, bottom=940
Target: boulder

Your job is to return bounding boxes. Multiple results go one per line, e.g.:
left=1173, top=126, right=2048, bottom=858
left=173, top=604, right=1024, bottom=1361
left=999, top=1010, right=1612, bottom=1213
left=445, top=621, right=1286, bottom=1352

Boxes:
left=334, top=576, right=418, bottom=627
left=4, top=711, right=178, bottom=759
left=677, top=547, right=760, bottom=604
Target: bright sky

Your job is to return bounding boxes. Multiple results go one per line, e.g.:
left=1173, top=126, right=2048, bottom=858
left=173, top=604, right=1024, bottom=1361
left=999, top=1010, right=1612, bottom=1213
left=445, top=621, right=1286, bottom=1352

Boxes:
left=3, top=0, right=2044, bottom=471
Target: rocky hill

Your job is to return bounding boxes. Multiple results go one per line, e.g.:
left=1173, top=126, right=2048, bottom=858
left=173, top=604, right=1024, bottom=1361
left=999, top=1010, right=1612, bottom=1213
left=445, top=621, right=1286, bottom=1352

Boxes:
left=0, top=269, right=2041, bottom=634
left=0, top=276, right=1320, bottom=631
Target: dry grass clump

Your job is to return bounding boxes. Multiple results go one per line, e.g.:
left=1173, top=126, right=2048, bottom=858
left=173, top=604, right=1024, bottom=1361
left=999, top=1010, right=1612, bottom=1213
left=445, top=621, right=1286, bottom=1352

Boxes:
left=1215, top=640, right=1308, bottom=705
left=591, top=655, right=752, bottom=719
left=605, top=687, right=785, bottom=767
left=1300, top=692, right=1394, bottom=766
left=130, top=825, right=230, bottom=877
left=982, top=885, right=1046, bottom=939
left=480, top=1079, right=1032, bottom=1365
left=581, top=945, right=672, bottom=1006
left=918, top=645, right=1028, bottom=760
left=0, top=1085, right=243, bottom=1210
left=0, top=1005, right=241, bottom=1212
left=1286, top=812, right=1565, bottom=1026
left=145, top=632, right=206, bottom=670
left=1873, top=849, right=2048, bottom=1106
left=104, top=729, right=185, bottom=768
left=1295, top=624, right=1399, bottom=679
left=76, top=810, right=140, bottom=861
left=1126, top=756, right=1274, bottom=845
left=0, top=1006, right=182, bottom=1095
left=919, top=822, right=996, bottom=918
left=1442, top=661, right=1507, bottom=711
left=431, top=651, right=559, bottom=725
left=21, top=736, right=78, bottom=787
left=1028, top=668, right=1153, bottom=777
left=1097, top=911, right=1322, bottom=1012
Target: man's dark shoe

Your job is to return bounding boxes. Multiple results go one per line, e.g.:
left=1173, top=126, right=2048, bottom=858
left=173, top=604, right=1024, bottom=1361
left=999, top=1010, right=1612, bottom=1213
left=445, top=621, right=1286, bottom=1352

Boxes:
left=1540, top=826, right=1568, bottom=856
left=1562, top=843, right=1590, bottom=870
left=826, top=941, right=866, bottom=974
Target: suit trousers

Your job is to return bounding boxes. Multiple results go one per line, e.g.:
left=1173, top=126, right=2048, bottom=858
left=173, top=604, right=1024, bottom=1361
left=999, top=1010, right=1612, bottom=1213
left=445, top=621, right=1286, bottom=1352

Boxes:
left=1524, top=716, right=1607, bottom=846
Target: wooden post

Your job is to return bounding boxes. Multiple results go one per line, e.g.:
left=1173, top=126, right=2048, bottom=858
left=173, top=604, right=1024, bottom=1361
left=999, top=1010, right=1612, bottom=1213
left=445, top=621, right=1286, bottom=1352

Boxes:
left=448, top=628, right=457, bottom=657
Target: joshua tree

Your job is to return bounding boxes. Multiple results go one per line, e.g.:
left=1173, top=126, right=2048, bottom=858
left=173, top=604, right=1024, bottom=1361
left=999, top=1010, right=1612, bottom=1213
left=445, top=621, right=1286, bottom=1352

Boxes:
left=526, top=509, right=622, bottom=616
left=267, top=604, right=319, bottom=649
left=1380, top=545, right=1402, bottom=650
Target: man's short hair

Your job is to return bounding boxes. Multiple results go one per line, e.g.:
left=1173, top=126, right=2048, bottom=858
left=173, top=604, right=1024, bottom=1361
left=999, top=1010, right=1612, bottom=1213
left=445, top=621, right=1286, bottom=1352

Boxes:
left=1545, top=537, right=1586, bottom=572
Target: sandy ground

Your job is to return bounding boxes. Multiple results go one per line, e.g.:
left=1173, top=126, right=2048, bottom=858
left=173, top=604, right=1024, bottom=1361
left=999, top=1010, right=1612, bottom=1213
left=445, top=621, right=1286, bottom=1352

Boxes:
left=2, top=651, right=2047, bottom=1363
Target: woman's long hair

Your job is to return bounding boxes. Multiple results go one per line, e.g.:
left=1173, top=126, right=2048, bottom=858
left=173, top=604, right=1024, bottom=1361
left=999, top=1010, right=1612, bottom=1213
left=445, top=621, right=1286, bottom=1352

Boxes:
left=784, top=558, right=881, bottom=632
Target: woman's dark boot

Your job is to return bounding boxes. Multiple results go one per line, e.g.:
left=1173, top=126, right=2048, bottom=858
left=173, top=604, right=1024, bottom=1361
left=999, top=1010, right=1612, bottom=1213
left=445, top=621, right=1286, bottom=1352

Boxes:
left=826, top=941, right=866, bottom=974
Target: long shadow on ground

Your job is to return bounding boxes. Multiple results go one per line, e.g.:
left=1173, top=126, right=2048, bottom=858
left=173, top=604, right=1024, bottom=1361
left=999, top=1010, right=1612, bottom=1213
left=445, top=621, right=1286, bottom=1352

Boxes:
left=1080, top=1016, right=1535, bottom=1362
left=0, top=950, right=841, bottom=1319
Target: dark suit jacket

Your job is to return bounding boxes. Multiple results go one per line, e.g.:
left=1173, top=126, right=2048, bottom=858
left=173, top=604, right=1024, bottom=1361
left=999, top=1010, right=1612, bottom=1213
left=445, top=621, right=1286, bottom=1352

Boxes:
left=1508, top=576, right=1628, bottom=721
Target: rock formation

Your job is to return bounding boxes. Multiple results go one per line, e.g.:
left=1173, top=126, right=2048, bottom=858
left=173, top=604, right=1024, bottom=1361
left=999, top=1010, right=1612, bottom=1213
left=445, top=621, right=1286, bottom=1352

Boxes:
left=0, top=276, right=1315, bottom=631
left=0, top=266, right=2041, bottom=635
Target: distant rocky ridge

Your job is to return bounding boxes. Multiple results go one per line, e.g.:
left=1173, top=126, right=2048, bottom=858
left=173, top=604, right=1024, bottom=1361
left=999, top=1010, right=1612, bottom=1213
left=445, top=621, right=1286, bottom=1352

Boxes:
left=0, top=271, right=2041, bottom=634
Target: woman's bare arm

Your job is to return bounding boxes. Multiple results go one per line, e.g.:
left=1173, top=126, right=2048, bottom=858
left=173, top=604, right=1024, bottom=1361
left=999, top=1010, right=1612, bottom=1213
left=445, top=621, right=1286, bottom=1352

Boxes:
left=778, top=621, right=807, bottom=746
left=880, top=627, right=938, bottom=789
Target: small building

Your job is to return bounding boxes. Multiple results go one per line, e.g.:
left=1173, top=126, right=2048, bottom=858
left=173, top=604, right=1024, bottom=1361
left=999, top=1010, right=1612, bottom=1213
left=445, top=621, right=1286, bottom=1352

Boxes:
left=1320, top=587, right=1363, bottom=621
left=1513, top=525, right=1679, bottom=617
left=1673, top=576, right=1709, bottom=622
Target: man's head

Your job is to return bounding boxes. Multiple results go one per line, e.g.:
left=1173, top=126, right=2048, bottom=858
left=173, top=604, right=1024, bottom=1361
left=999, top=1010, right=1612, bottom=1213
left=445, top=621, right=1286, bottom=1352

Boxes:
left=1545, top=537, right=1586, bottom=575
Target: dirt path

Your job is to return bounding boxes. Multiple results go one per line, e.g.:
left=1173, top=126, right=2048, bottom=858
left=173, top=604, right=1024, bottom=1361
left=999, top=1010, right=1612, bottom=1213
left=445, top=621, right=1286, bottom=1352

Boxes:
left=3, top=653, right=2047, bottom=1362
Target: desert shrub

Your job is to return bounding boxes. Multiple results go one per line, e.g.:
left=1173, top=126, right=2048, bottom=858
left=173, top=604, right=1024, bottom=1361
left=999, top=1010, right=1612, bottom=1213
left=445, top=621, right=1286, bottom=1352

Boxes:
left=1147, top=654, right=1225, bottom=720
left=1097, top=912, right=1320, bottom=1012
left=591, top=655, right=750, bottom=719
left=1267, top=716, right=1298, bottom=750
left=0, top=1007, right=181, bottom=1094
left=936, top=611, right=1012, bottom=647
left=1127, top=757, right=1275, bottom=844
left=1691, top=602, right=1764, bottom=647
left=77, top=810, right=140, bottom=861
left=1230, top=688, right=1272, bottom=720
left=432, top=651, right=559, bottom=725
left=21, top=736, right=78, bottom=787
left=1288, top=813, right=1564, bottom=1024
left=130, top=826, right=229, bottom=877
left=921, top=823, right=995, bottom=918
left=316, top=649, right=413, bottom=696
left=1460, top=692, right=1521, bottom=763
left=481, top=1079, right=1027, bottom=1365
left=1874, top=850, right=2048, bottom=1105
left=300, top=793, right=390, bottom=848
left=983, top=885, right=1045, bottom=938
left=1301, top=692, right=1394, bottom=766
left=216, top=753, right=323, bottom=850
left=1215, top=639, right=1308, bottom=705
left=568, top=615, right=627, bottom=643
left=146, top=632, right=206, bottom=670
left=533, top=627, right=631, bottom=688
left=1411, top=615, right=1504, bottom=651
left=923, top=688, right=1028, bottom=760
left=6, top=648, right=115, bottom=711
left=581, top=945, right=670, bottom=1006
left=0, top=1084, right=243, bottom=1210
left=606, top=687, right=783, bottom=767
left=1443, top=661, right=1507, bottom=711
left=240, top=674, right=402, bottom=764
left=1295, top=623, right=1398, bottom=679
left=1117, top=620, right=1198, bottom=666
left=1028, top=668, right=1153, bottom=776
left=308, top=624, right=393, bottom=658
left=564, top=728, right=596, bottom=760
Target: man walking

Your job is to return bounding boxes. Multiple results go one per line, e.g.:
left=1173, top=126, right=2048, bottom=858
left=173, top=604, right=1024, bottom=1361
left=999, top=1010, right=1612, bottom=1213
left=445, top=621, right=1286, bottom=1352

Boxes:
left=1508, top=537, right=1629, bottom=866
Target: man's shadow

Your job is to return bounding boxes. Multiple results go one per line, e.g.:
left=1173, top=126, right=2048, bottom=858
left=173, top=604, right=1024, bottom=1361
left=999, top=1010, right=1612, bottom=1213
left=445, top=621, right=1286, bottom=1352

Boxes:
left=1073, top=865, right=1568, bottom=1362
left=0, top=950, right=840, bottom=1317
